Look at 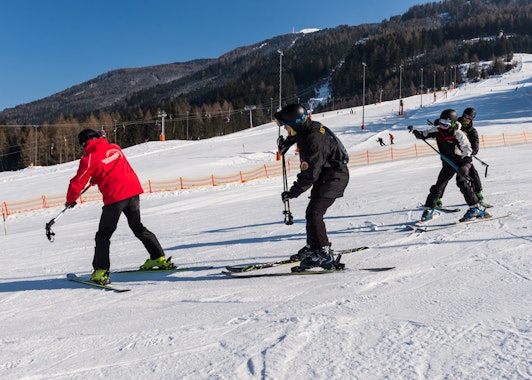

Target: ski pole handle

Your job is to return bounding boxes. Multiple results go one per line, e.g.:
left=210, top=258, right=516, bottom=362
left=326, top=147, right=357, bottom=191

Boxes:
left=283, top=208, right=294, bottom=225
left=45, top=207, right=68, bottom=242
left=45, top=182, right=92, bottom=242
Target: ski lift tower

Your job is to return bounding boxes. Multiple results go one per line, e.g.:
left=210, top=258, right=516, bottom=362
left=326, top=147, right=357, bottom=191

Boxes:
left=244, top=105, right=256, bottom=128
left=158, top=110, right=167, bottom=141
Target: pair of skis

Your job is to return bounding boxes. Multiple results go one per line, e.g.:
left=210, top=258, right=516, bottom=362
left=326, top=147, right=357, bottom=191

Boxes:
left=222, top=246, right=396, bottom=278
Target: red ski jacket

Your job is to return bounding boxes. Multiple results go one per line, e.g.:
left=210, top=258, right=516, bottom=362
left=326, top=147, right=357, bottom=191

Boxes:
left=66, top=138, right=143, bottom=205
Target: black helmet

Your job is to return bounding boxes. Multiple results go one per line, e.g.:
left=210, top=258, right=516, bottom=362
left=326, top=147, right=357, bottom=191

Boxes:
left=78, top=129, right=101, bottom=147
left=463, top=107, right=477, bottom=119
left=438, top=109, right=458, bottom=130
left=274, top=104, right=309, bottom=132
left=440, top=109, right=458, bottom=123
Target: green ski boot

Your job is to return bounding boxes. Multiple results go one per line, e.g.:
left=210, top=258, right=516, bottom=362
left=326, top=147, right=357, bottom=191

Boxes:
left=140, top=256, right=175, bottom=270
left=90, top=269, right=110, bottom=285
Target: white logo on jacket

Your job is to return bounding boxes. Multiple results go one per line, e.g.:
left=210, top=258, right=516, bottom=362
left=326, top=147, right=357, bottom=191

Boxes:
left=101, top=149, right=123, bottom=164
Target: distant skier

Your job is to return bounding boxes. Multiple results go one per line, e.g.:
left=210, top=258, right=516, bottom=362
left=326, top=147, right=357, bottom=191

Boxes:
left=389, top=133, right=395, bottom=144
left=377, top=137, right=386, bottom=146
left=275, top=104, right=349, bottom=271
left=65, top=129, right=173, bottom=285
left=409, top=109, right=486, bottom=222
left=435, top=107, right=490, bottom=209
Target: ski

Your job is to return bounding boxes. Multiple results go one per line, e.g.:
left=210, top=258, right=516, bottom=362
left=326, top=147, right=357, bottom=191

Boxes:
left=66, top=273, right=130, bottom=292
left=225, top=246, right=369, bottom=273
left=436, top=206, right=461, bottom=213
left=222, top=266, right=395, bottom=278
left=113, top=265, right=213, bottom=274
left=409, top=213, right=510, bottom=233
left=418, top=204, right=461, bottom=213
left=222, top=269, right=342, bottom=278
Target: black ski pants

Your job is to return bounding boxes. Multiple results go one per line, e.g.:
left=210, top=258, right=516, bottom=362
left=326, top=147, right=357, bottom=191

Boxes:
left=469, top=164, right=482, bottom=194
left=305, top=197, right=336, bottom=251
left=439, top=163, right=483, bottom=199
left=93, top=195, right=164, bottom=270
left=424, top=164, right=479, bottom=209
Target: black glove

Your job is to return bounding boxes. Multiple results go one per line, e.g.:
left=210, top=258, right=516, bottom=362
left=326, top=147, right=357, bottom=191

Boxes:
left=277, top=135, right=295, bottom=155
left=65, top=201, right=77, bottom=209
left=413, top=130, right=425, bottom=140
left=277, top=136, right=286, bottom=154
left=281, top=191, right=295, bottom=202
left=407, top=125, right=413, bottom=132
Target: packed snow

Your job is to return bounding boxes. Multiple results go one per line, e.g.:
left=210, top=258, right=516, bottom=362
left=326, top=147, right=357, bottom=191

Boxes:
left=1, top=54, right=531, bottom=379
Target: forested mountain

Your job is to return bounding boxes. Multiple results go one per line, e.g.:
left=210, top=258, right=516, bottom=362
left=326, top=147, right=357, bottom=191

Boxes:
left=0, top=0, right=531, bottom=171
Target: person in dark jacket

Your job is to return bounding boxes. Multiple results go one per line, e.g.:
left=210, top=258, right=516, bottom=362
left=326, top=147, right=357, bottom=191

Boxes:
left=66, top=129, right=173, bottom=284
left=457, top=107, right=489, bottom=206
left=275, top=104, right=350, bottom=270
left=409, top=109, right=486, bottom=222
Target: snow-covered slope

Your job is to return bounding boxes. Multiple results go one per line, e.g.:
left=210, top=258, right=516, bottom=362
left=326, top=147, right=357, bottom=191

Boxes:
left=1, top=54, right=531, bottom=379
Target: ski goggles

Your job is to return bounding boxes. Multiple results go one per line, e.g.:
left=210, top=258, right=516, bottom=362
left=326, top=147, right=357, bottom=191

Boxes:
left=275, top=114, right=308, bottom=127
left=463, top=114, right=474, bottom=121
left=439, top=119, right=453, bottom=128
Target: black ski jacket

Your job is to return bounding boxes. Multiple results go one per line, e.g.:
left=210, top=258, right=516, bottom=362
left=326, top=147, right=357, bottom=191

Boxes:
left=458, top=116, right=480, bottom=155
left=288, top=120, right=349, bottom=199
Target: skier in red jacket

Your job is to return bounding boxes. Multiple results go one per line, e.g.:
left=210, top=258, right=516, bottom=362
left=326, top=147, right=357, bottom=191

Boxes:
left=66, top=129, right=173, bottom=284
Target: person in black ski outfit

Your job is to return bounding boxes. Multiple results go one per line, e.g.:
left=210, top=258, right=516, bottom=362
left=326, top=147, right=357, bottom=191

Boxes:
left=456, top=107, right=489, bottom=206
left=275, top=104, right=350, bottom=270
left=409, top=109, right=485, bottom=222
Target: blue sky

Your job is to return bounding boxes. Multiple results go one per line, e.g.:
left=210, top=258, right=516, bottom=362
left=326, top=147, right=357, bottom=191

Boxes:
left=0, top=0, right=431, bottom=112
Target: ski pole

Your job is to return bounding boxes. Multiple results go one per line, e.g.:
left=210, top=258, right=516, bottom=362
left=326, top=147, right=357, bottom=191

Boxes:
left=473, top=155, right=489, bottom=177
left=45, top=183, right=92, bottom=242
left=281, top=153, right=294, bottom=225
